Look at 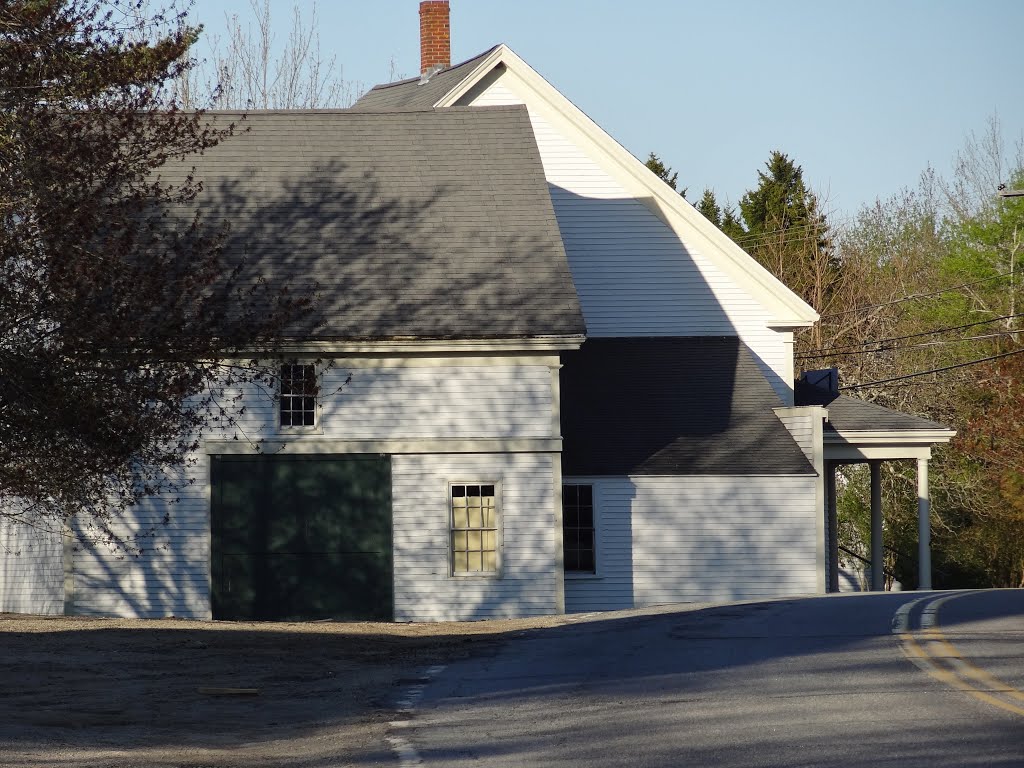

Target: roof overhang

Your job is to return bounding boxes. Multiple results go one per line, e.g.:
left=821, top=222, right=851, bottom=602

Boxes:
left=247, top=335, right=587, bottom=356
left=824, top=428, right=957, bottom=463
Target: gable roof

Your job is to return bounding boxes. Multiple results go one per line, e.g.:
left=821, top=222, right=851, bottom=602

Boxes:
left=351, top=47, right=498, bottom=111
left=354, top=44, right=819, bottom=329
left=559, top=337, right=815, bottom=476
left=168, top=106, right=585, bottom=342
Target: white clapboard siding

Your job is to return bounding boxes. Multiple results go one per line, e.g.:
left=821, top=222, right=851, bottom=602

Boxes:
left=70, top=457, right=211, bottom=618
left=0, top=518, right=63, bottom=615
left=63, top=361, right=558, bottom=619
left=392, top=452, right=559, bottom=621
left=564, top=476, right=818, bottom=612
left=210, top=363, right=554, bottom=440
left=775, top=411, right=817, bottom=463
left=562, top=478, right=637, bottom=613
left=465, top=76, right=794, bottom=402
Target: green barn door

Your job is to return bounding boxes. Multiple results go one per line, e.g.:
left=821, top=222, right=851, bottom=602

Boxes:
left=211, top=454, right=393, bottom=621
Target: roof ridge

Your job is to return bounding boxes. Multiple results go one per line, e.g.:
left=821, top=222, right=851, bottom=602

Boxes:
left=366, top=45, right=500, bottom=92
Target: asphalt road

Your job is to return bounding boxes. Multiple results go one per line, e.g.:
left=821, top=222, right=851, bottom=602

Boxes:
left=390, top=590, right=1024, bottom=767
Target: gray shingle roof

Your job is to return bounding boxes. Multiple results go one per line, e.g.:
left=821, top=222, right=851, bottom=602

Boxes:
left=559, top=337, right=815, bottom=476
left=350, top=47, right=497, bottom=111
left=167, top=106, right=584, bottom=340
left=822, top=395, right=950, bottom=433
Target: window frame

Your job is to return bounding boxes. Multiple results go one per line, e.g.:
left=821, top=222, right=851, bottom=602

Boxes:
left=448, top=481, right=502, bottom=578
left=562, top=482, right=599, bottom=579
left=278, top=362, right=321, bottom=432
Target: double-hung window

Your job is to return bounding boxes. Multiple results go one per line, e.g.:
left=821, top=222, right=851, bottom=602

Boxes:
left=279, top=363, right=317, bottom=428
left=450, top=483, right=498, bottom=575
left=562, top=484, right=595, bottom=574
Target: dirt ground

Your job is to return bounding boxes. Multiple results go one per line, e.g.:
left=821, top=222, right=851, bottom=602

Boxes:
left=0, top=611, right=588, bottom=768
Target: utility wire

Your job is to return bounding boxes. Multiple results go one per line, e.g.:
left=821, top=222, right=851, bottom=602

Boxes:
left=841, top=346, right=1024, bottom=390
left=818, top=269, right=1022, bottom=320
left=799, top=330, right=1021, bottom=359
left=797, top=313, right=1024, bottom=359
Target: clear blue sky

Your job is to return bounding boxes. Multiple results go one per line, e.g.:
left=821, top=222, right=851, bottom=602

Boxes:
left=187, top=0, right=1024, bottom=222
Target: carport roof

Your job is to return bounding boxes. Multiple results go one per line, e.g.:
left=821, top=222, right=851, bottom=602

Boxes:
left=819, top=395, right=950, bottom=434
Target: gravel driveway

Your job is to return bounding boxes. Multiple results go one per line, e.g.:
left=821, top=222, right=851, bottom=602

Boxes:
left=0, top=612, right=581, bottom=767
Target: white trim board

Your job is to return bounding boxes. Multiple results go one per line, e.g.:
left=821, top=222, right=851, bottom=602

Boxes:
left=435, top=45, right=818, bottom=330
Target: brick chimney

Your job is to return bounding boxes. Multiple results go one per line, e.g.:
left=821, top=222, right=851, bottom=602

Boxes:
left=420, top=1, right=451, bottom=76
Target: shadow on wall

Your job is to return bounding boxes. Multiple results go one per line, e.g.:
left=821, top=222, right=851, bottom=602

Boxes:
left=563, top=478, right=636, bottom=613
left=547, top=186, right=816, bottom=610
left=62, top=154, right=581, bottom=620
left=547, top=185, right=791, bottom=399
left=198, top=162, right=584, bottom=341
left=0, top=518, right=63, bottom=614
left=628, top=475, right=819, bottom=604
left=68, top=463, right=210, bottom=619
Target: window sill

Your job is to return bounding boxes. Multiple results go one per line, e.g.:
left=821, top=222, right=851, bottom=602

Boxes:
left=564, top=572, right=602, bottom=580
left=276, top=425, right=325, bottom=436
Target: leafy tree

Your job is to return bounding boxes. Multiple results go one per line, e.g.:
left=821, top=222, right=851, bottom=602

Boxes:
left=0, top=1, right=308, bottom=541
left=821, top=121, right=1024, bottom=591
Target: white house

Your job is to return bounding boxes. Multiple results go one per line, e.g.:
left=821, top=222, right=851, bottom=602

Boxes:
left=0, top=1, right=953, bottom=622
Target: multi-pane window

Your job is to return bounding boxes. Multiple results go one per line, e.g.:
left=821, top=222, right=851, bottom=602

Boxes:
left=279, top=364, right=317, bottom=427
left=563, top=484, right=595, bottom=573
left=450, top=484, right=498, bottom=574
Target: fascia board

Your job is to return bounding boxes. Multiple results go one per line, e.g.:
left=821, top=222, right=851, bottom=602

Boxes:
left=824, top=429, right=957, bottom=445
left=246, top=335, right=586, bottom=355
left=435, top=44, right=819, bottom=329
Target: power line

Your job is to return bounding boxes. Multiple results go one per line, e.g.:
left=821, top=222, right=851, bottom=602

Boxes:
left=841, top=346, right=1024, bottom=390
left=799, top=330, right=1021, bottom=359
left=796, top=312, right=1024, bottom=360
left=726, top=216, right=853, bottom=249
left=818, top=269, right=1023, bottom=320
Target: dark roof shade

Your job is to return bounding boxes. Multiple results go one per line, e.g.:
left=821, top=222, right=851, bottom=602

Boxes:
left=351, top=47, right=498, bottom=112
left=824, top=396, right=949, bottom=433
left=796, top=372, right=950, bottom=432
left=560, top=337, right=815, bottom=476
left=160, top=106, right=584, bottom=340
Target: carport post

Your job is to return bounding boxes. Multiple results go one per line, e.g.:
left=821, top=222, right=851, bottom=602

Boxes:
left=870, top=461, right=884, bottom=591
left=917, top=458, right=932, bottom=590
left=827, top=462, right=838, bottom=592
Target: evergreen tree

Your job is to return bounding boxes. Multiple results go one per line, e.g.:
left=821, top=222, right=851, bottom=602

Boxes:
left=737, top=151, right=835, bottom=316
left=645, top=152, right=678, bottom=190
left=720, top=206, right=747, bottom=243
left=696, top=188, right=721, bottom=227
left=644, top=152, right=687, bottom=198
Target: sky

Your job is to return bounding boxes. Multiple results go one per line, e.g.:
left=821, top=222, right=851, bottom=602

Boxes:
left=186, top=0, right=1024, bottom=223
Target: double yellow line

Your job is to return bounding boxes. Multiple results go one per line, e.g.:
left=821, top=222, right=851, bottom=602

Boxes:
left=892, top=591, right=1024, bottom=717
